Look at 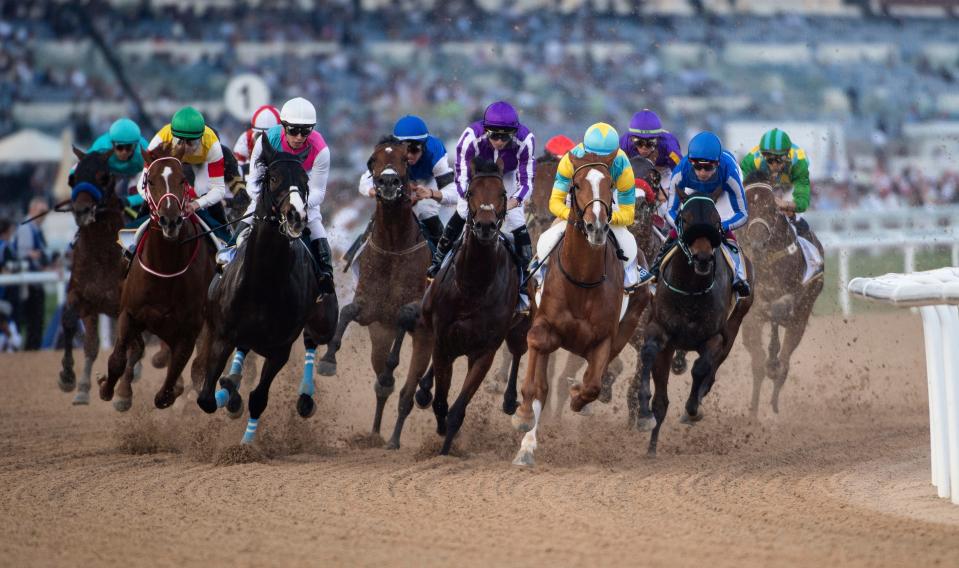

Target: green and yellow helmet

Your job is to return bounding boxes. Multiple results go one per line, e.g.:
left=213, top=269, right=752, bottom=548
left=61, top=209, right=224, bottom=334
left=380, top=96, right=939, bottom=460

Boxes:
left=759, top=128, right=792, bottom=155
left=171, top=106, right=206, bottom=140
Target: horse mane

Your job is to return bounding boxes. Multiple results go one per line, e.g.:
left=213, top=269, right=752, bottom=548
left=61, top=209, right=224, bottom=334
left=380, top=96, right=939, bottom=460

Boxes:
left=743, top=170, right=770, bottom=186
left=73, top=150, right=111, bottom=183
left=253, top=149, right=304, bottom=190
left=377, top=135, right=400, bottom=146
left=537, top=153, right=560, bottom=165
left=470, top=157, right=501, bottom=177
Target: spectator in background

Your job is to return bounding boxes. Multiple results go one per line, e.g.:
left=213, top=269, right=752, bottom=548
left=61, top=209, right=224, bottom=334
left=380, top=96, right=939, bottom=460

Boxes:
left=0, top=217, right=17, bottom=304
left=14, top=197, right=51, bottom=350
left=0, top=300, right=22, bottom=352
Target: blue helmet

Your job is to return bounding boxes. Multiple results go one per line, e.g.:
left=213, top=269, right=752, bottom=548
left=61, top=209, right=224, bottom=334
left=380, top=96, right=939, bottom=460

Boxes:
left=393, top=115, right=429, bottom=141
left=109, top=118, right=141, bottom=145
left=687, top=131, right=722, bottom=162
left=583, top=122, right=620, bottom=155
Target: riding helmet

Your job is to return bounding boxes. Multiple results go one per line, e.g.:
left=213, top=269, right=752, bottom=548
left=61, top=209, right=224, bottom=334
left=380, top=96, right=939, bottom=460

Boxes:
left=583, top=123, right=620, bottom=156
left=393, top=115, right=429, bottom=141
left=171, top=106, right=206, bottom=140
left=544, top=134, right=575, bottom=157
left=759, top=128, right=792, bottom=155
left=628, top=109, right=665, bottom=138
left=109, top=118, right=141, bottom=145
left=251, top=105, right=280, bottom=131
left=687, top=131, right=723, bottom=162
left=280, top=97, right=316, bottom=126
left=483, top=101, right=520, bottom=130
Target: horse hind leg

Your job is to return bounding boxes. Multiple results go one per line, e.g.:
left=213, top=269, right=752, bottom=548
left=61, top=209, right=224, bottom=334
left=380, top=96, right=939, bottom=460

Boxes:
left=297, top=333, right=319, bottom=419
left=569, top=341, right=612, bottom=413
left=770, top=315, right=813, bottom=414
left=387, top=326, right=432, bottom=450
left=113, top=331, right=145, bottom=412
left=316, top=301, right=360, bottom=376
left=99, top=311, right=134, bottom=404
left=598, top=356, right=624, bottom=404
left=647, top=348, right=672, bottom=456
left=59, top=303, right=79, bottom=393
left=741, top=316, right=766, bottom=418
left=634, top=329, right=667, bottom=432
left=154, top=340, right=193, bottom=410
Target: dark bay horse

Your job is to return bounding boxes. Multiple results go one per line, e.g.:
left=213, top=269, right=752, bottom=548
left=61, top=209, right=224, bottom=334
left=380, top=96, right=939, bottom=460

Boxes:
left=634, top=196, right=753, bottom=455
left=387, top=159, right=529, bottom=454
left=316, top=137, right=432, bottom=438
left=98, top=143, right=216, bottom=410
left=739, top=181, right=824, bottom=415
left=511, top=151, right=651, bottom=466
left=60, top=148, right=142, bottom=407
left=194, top=139, right=338, bottom=444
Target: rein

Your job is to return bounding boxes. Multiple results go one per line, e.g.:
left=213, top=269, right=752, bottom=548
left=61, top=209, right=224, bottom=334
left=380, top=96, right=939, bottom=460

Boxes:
left=134, top=222, right=203, bottom=278
left=143, top=157, right=195, bottom=222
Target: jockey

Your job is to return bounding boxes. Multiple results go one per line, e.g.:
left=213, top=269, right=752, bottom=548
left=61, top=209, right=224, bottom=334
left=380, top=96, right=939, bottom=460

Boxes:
left=739, top=128, right=813, bottom=240
left=645, top=131, right=750, bottom=297
left=232, top=105, right=280, bottom=173
left=537, top=122, right=640, bottom=290
left=619, top=109, right=683, bottom=197
left=130, top=107, right=230, bottom=250
left=240, top=97, right=334, bottom=295
left=357, top=115, right=455, bottom=251
left=83, top=118, right=150, bottom=219
left=427, top=100, right=536, bottom=278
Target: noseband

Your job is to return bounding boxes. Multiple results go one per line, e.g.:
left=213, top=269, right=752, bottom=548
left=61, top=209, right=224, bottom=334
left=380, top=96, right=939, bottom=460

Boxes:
left=255, top=158, right=308, bottom=239
left=667, top=195, right=722, bottom=296
left=465, top=172, right=507, bottom=238
left=370, top=147, right=409, bottom=202
left=144, top=156, right=193, bottom=222
left=569, top=162, right=613, bottom=235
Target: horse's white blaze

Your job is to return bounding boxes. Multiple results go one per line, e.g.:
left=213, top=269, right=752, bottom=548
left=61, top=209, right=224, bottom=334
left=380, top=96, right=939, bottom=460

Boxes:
left=288, top=185, right=305, bottom=217
left=161, top=166, right=173, bottom=195
left=585, top=168, right=605, bottom=222
left=385, top=147, right=393, bottom=154
left=381, top=167, right=398, bottom=176
left=479, top=203, right=495, bottom=211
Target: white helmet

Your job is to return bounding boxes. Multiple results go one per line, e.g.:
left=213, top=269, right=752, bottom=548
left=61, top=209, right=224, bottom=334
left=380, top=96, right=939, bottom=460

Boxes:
left=251, top=105, right=280, bottom=131
left=280, top=97, right=316, bottom=126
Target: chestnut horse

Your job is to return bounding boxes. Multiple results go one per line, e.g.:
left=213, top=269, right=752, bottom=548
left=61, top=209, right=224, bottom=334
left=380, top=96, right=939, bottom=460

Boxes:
left=739, top=181, right=824, bottom=415
left=511, top=151, right=651, bottom=466
left=98, top=143, right=216, bottom=410
left=194, top=139, right=338, bottom=444
left=59, top=148, right=143, bottom=407
left=316, top=137, right=432, bottom=438
left=634, top=196, right=753, bottom=455
left=387, top=159, right=529, bottom=454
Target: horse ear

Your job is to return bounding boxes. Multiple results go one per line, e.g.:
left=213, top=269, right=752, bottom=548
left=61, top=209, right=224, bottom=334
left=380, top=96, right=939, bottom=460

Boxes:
left=141, top=146, right=153, bottom=165
left=172, top=142, right=188, bottom=161
left=260, top=135, right=277, bottom=163
left=72, top=145, right=86, bottom=161
left=366, top=156, right=375, bottom=173
left=103, top=148, right=115, bottom=160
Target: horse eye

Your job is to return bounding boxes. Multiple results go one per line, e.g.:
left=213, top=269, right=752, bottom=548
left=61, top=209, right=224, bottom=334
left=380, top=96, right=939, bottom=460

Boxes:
left=270, top=175, right=278, bottom=184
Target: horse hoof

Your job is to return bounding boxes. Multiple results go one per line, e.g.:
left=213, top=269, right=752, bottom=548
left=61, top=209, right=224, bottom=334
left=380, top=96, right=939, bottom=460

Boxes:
left=226, top=395, right=244, bottom=419
left=97, top=375, right=113, bottom=401
left=671, top=353, right=688, bottom=375
left=297, top=394, right=316, bottom=419
left=315, top=360, right=337, bottom=377
left=511, top=412, right=533, bottom=433
left=680, top=409, right=705, bottom=424
left=154, top=390, right=177, bottom=410
left=635, top=417, right=655, bottom=432
left=414, top=388, right=433, bottom=409
left=374, top=377, right=395, bottom=398
left=151, top=349, right=169, bottom=369
left=113, top=397, right=132, bottom=413
left=511, top=450, right=535, bottom=467
left=385, top=439, right=400, bottom=450
left=72, top=390, right=90, bottom=406
left=502, top=398, right=518, bottom=416
left=576, top=402, right=594, bottom=416
left=58, top=369, right=76, bottom=392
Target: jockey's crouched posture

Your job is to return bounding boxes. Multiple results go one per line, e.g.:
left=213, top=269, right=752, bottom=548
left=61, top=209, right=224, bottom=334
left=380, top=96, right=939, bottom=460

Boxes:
left=535, top=122, right=641, bottom=292
left=236, top=97, right=335, bottom=295
left=643, top=131, right=751, bottom=297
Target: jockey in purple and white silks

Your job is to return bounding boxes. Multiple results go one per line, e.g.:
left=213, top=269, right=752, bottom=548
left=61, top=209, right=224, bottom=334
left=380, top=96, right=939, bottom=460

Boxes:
left=426, top=100, right=536, bottom=279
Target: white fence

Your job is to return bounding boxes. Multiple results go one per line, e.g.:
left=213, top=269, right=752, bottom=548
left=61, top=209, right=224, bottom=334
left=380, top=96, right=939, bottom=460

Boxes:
left=848, top=268, right=959, bottom=505
left=806, top=206, right=959, bottom=234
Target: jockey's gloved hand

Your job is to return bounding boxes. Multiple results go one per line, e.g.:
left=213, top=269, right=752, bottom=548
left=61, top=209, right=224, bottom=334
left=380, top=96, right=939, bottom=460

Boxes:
left=232, top=221, right=252, bottom=247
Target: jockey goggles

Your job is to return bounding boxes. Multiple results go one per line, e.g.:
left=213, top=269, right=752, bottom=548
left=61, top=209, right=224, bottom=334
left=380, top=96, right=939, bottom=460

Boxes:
left=283, top=123, right=314, bottom=137
left=486, top=129, right=515, bottom=142
left=691, top=159, right=718, bottom=172
left=113, top=143, right=135, bottom=152
left=173, top=136, right=201, bottom=150
left=404, top=140, right=424, bottom=154
left=631, top=136, right=658, bottom=148
left=762, top=152, right=788, bottom=164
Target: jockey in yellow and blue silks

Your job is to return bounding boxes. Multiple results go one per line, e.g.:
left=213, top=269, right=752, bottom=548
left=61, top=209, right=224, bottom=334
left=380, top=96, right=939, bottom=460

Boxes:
left=644, top=131, right=750, bottom=297
left=534, top=122, right=642, bottom=291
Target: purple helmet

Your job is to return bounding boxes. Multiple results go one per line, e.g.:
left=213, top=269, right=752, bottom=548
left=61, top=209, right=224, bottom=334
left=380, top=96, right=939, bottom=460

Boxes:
left=628, top=109, right=665, bottom=139
left=483, top=101, right=520, bottom=130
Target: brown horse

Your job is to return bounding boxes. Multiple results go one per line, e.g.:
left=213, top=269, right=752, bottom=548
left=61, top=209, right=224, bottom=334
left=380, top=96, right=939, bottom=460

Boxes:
left=59, top=148, right=143, bottom=407
left=386, top=159, right=529, bottom=454
left=316, top=137, right=432, bottom=438
left=511, top=151, right=651, bottom=466
left=633, top=196, right=753, bottom=455
left=739, top=181, right=824, bottom=415
left=98, top=143, right=216, bottom=410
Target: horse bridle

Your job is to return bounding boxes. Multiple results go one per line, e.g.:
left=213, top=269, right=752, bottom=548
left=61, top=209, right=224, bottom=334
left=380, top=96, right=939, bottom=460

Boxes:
left=144, top=156, right=193, bottom=222
left=665, top=195, right=722, bottom=296
left=464, top=172, right=508, bottom=239
left=369, top=146, right=409, bottom=202
left=744, top=183, right=797, bottom=264
left=568, top=162, right=613, bottom=235
left=254, top=157, right=309, bottom=239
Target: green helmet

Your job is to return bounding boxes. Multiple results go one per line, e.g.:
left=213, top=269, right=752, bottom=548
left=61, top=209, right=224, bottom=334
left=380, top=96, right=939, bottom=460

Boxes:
left=759, top=128, right=792, bottom=155
left=171, top=106, right=205, bottom=140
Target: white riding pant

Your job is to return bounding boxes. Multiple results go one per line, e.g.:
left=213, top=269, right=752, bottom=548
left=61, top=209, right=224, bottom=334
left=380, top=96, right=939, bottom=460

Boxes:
left=455, top=175, right=526, bottom=233
left=534, top=221, right=638, bottom=288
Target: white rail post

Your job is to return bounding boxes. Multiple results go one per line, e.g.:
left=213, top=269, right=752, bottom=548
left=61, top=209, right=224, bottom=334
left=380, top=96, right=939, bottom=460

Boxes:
left=952, top=243, right=959, bottom=268
left=904, top=245, right=916, bottom=273
left=921, top=306, right=949, bottom=497
left=839, top=247, right=851, bottom=316
left=935, top=305, right=959, bottom=505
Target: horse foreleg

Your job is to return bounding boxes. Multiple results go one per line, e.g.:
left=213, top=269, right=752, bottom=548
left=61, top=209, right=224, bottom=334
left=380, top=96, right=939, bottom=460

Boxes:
left=770, top=313, right=813, bottom=415
left=154, top=339, right=193, bottom=410
left=112, top=317, right=141, bottom=412
left=99, top=311, right=133, bottom=403
left=647, top=347, right=673, bottom=457
left=634, top=324, right=667, bottom=432
left=502, top=315, right=529, bottom=416
left=195, top=327, right=240, bottom=418
left=570, top=340, right=611, bottom=413
left=377, top=303, right=419, bottom=402
left=514, top=319, right=555, bottom=430
left=151, top=340, right=171, bottom=369
left=59, top=302, right=79, bottom=393
left=242, top=346, right=292, bottom=445
left=316, top=301, right=360, bottom=376
left=483, top=346, right=511, bottom=394
left=683, top=334, right=724, bottom=423
left=442, top=351, right=496, bottom=455
left=741, top=315, right=766, bottom=417
left=512, top=347, right=549, bottom=467
left=297, top=335, right=319, bottom=419
left=369, top=324, right=394, bottom=436
left=387, top=325, right=433, bottom=450
left=549, top=353, right=584, bottom=418
left=74, top=313, right=99, bottom=405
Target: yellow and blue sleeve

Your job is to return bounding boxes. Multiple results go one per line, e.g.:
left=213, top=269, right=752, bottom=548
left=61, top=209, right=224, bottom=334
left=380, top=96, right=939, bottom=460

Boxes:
left=549, top=153, right=574, bottom=220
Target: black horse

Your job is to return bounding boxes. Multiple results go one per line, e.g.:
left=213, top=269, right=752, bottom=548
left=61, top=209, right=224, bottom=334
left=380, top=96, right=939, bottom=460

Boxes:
left=634, top=196, right=753, bottom=455
left=194, top=138, right=338, bottom=444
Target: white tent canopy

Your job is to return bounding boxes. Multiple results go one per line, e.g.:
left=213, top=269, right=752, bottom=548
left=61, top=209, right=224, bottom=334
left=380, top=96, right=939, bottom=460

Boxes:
left=0, top=129, right=63, bottom=163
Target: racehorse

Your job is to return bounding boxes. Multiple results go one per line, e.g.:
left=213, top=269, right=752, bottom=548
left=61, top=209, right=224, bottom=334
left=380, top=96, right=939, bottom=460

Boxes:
left=316, top=137, right=432, bottom=438
left=738, top=180, right=824, bottom=415
left=386, top=159, right=529, bottom=454
left=194, top=138, right=338, bottom=444
left=633, top=196, right=753, bottom=455
left=59, top=148, right=143, bottom=407
left=97, top=143, right=216, bottom=410
left=511, top=151, right=651, bottom=466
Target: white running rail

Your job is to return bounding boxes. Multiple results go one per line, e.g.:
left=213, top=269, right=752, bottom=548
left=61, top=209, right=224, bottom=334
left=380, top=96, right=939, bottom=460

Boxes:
left=848, top=268, right=959, bottom=505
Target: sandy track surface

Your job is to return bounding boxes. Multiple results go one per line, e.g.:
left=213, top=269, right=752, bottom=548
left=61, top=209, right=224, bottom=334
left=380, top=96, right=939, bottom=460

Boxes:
left=1, top=311, right=958, bottom=567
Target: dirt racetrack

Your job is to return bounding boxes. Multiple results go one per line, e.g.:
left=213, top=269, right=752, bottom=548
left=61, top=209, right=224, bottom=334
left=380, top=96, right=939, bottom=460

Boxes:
left=2, top=310, right=958, bottom=567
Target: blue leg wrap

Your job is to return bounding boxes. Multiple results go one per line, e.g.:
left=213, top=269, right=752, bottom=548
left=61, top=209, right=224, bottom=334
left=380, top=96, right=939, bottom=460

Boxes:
left=229, top=350, right=246, bottom=376
left=215, top=388, right=229, bottom=408
left=241, top=418, right=258, bottom=445
left=300, top=348, right=316, bottom=396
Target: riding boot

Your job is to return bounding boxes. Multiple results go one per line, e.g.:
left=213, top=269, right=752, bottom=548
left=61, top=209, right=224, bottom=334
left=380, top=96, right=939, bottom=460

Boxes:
left=641, top=236, right=676, bottom=284
left=426, top=213, right=465, bottom=278
left=308, top=237, right=336, bottom=296
left=511, top=225, right=533, bottom=313
left=727, top=245, right=751, bottom=297
left=794, top=216, right=812, bottom=242
left=420, top=215, right=444, bottom=254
